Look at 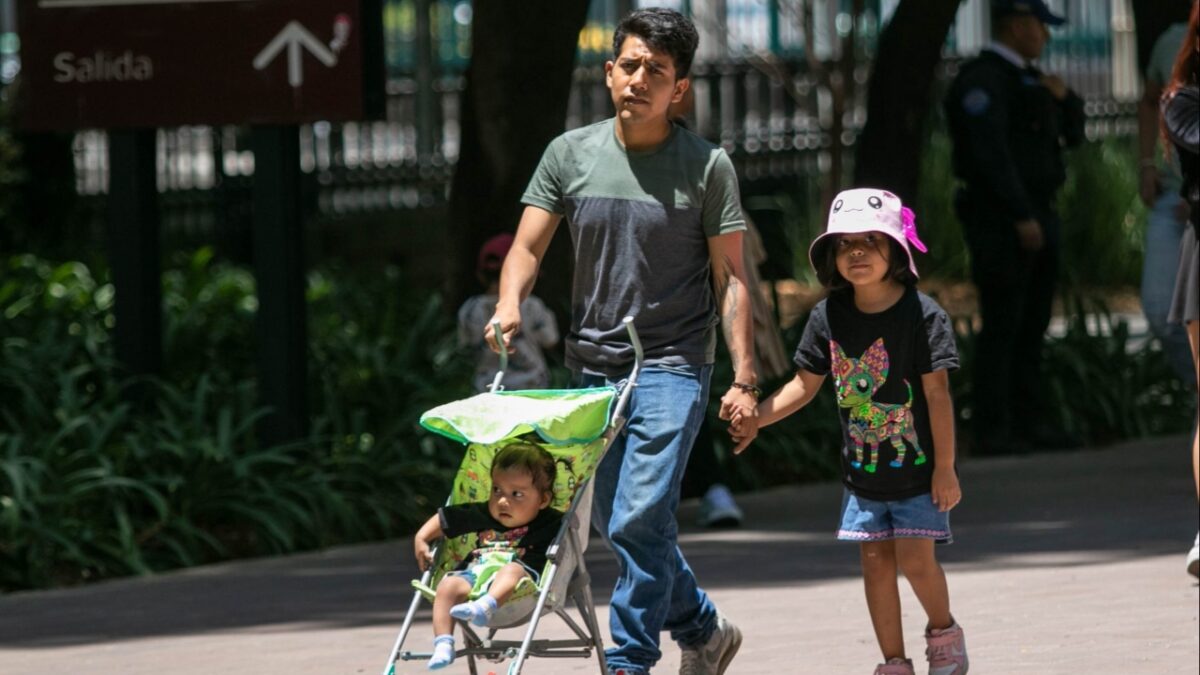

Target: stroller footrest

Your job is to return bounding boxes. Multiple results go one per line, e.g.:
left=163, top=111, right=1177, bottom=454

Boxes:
left=410, top=579, right=436, bottom=600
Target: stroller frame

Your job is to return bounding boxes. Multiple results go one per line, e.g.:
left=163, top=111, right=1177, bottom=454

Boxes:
left=382, top=317, right=644, bottom=675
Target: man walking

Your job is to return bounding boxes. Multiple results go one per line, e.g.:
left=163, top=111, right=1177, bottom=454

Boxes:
left=487, top=9, right=754, bottom=675
left=945, top=0, right=1085, bottom=454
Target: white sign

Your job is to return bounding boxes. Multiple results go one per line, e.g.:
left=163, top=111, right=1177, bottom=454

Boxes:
left=252, top=20, right=342, bottom=89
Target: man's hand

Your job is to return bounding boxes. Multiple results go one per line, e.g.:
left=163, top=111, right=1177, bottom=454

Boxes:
left=931, top=466, right=962, bottom=513
left=1040, top=74, right=1069, bottom=101
left=414, top=537, right=433, bottom=572
left=484, top=303, right=521, bottom=354
left=1014, top=218, right=1044, bottom=252
left=718, top=386, right=757, bottom=423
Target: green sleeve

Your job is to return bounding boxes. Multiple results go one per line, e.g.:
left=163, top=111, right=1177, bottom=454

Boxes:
left=521, top=138, right=565, bottom=215
left=702, top=149, right=745, bottom=237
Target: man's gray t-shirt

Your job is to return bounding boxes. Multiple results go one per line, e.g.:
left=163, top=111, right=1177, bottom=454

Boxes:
left=521, top=118, right=745, bottom=375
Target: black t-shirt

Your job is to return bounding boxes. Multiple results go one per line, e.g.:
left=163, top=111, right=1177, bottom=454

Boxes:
left=794, top=286, right=959, bottom=500
left=439, top=502, right=564, bottom=573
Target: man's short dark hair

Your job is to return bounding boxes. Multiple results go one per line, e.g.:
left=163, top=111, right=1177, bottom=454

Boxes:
left=815, top=236, right=917, bottom=289
left=612, top=8, right=700, bottom=79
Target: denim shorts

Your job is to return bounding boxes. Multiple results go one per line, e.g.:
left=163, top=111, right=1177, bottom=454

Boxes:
left=837, top=489, right=953, bottom=544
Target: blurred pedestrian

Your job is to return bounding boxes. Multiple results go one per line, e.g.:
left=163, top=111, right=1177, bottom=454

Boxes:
left=1158, top=0, right=1199, bottom=578
left=458, top=233, right=558, bottom=393
left=944, top=0, right=1085, bottom=455
left=1137, top=15, right=1195, bottom=388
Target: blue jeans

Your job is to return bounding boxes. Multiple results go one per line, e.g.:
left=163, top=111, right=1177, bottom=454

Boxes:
left=578, top=364, right=718, bottom=674
left=1142, top=191, right=1196, bottom=387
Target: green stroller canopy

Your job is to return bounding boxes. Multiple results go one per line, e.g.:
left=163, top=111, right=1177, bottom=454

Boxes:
left=419, top=387, right=617, bottom=446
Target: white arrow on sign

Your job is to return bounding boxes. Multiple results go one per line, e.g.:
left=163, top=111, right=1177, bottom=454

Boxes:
left=252, top=21, right=337, bottom=89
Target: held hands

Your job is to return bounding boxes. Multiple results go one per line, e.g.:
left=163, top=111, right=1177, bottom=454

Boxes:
left=728, top=408, right=759, bottom=455
left=718, top=385, right=757, bottom=423
left=931, top=466, right=962, bottom=513
left=720, top=385, right=759, bottom=455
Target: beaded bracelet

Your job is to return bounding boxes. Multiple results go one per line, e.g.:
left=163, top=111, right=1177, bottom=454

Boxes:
left=729, top=382, right=762, bottom=399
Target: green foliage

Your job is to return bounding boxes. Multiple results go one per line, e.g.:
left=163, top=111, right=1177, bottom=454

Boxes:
left=0, top=250, right=468, bottom=591
left=1040, top=294, right=1194, bottom=441
left=915, top=129, right=971, bottom=280
left=914, top=129, right=1148, bottom=287
left=1057, top=137, right=1147, bottom=289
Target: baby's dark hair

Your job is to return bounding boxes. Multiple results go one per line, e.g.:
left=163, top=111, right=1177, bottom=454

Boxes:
left=492, top=441, right=557, bottom=496
left=612, top=8, right=700, bottom=79
left=814, top=235, right=917, bottom=289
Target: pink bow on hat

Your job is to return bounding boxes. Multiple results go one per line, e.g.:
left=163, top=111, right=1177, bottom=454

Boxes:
left=900, top=207, right=928, bottom=253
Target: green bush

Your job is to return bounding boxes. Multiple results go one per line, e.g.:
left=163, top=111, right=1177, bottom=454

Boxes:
left=1057, top=137, right=1147, bottom=289
left=0, top=250, right=468, bottom=591
left=913, top=128, right=1148, bottom=288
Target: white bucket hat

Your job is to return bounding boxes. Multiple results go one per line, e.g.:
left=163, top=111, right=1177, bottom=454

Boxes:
left=807, top=187, right=928, bottom=280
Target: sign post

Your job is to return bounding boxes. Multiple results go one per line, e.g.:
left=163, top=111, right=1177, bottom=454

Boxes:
left=105, top=128, right=162, bottom=388
left=17, top=0, right=384, bottom=445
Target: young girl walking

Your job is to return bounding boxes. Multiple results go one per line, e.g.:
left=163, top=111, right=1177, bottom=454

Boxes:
left=732, top=188, right=968, bottom=675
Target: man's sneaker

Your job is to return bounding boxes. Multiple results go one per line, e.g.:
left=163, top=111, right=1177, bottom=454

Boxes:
left=679, top=613, right=742, bottom=675
left=925, top=621, right=969, bottom=675
left=873, top=658, right=915, bottom=675
left=697, top=484, right=743, bottom=528
left=1187, top=532, right=1199, bottom=579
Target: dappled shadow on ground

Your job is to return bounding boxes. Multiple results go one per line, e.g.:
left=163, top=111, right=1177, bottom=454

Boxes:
left=1, top=436, right=1193, bottom=648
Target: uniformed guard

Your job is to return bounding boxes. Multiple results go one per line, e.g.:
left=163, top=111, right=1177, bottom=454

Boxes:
left=945, top=0, right=1086, bottom=455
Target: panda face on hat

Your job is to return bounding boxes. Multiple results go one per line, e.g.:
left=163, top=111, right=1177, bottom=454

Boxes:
left=809, top=188, right=928, bottom=281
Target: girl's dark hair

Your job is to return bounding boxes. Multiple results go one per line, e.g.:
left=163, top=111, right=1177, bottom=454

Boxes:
left=612, top=8, right=700, bottom=79
left=492, top=441, right=557, bottom=496
left=815, top=235, right=917, bottom=289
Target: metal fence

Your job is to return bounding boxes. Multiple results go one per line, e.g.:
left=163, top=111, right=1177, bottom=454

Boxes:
left=66, top=0, right=1142, bottom=241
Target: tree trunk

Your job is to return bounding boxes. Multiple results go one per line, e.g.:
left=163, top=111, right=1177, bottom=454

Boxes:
left=446, top=0, right=590, bottom=312
left=1131, top=0, right=1192, bottom=75
left=852, top=0, right=961, bottom=204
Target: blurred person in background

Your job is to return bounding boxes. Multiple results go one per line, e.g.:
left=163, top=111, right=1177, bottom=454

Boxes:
left=1138, top=14, right=1195, bottom=390
left=1158, top=0, right=1199, bottom=578
left=944, top=0, right=1085, bottom=455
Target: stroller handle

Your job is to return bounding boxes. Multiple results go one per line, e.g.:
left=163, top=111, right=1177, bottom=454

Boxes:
left=489, top=320, right=508, bottom=392
left=622, top=316, right=643, bottom=372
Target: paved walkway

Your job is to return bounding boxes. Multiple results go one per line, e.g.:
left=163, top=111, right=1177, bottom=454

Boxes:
left=2, top=436, right=1197, bottom=674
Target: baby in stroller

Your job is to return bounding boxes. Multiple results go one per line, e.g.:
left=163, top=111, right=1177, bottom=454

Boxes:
left=412, top=440, right=562, bottom=670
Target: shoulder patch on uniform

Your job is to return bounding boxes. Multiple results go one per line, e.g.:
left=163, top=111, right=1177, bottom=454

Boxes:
left=962, top=87, right=990, bottom=116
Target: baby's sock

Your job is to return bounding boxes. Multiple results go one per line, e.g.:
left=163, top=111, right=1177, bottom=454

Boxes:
left=449, top=594, right=498, bottom=626
left=427, top=634, right=455, bottom=670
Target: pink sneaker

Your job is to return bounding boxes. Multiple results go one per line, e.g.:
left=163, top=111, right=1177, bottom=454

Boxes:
left=925, top=621, right=969, bottom=675
left=873, top=658, right=915, bottom=675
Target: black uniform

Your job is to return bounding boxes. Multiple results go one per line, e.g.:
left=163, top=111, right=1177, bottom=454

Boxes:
left=944, top=49, right=1085, bottom=449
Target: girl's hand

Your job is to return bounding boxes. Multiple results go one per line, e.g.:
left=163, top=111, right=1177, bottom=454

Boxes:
left=414, top=537, right=433, bottom=571
left=931, top=467, right=961, bottom=512
left=729, top=409, right=759, bottom=455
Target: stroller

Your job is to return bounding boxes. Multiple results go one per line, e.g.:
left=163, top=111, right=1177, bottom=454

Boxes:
left=381, top=318, right=644, bottom=675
